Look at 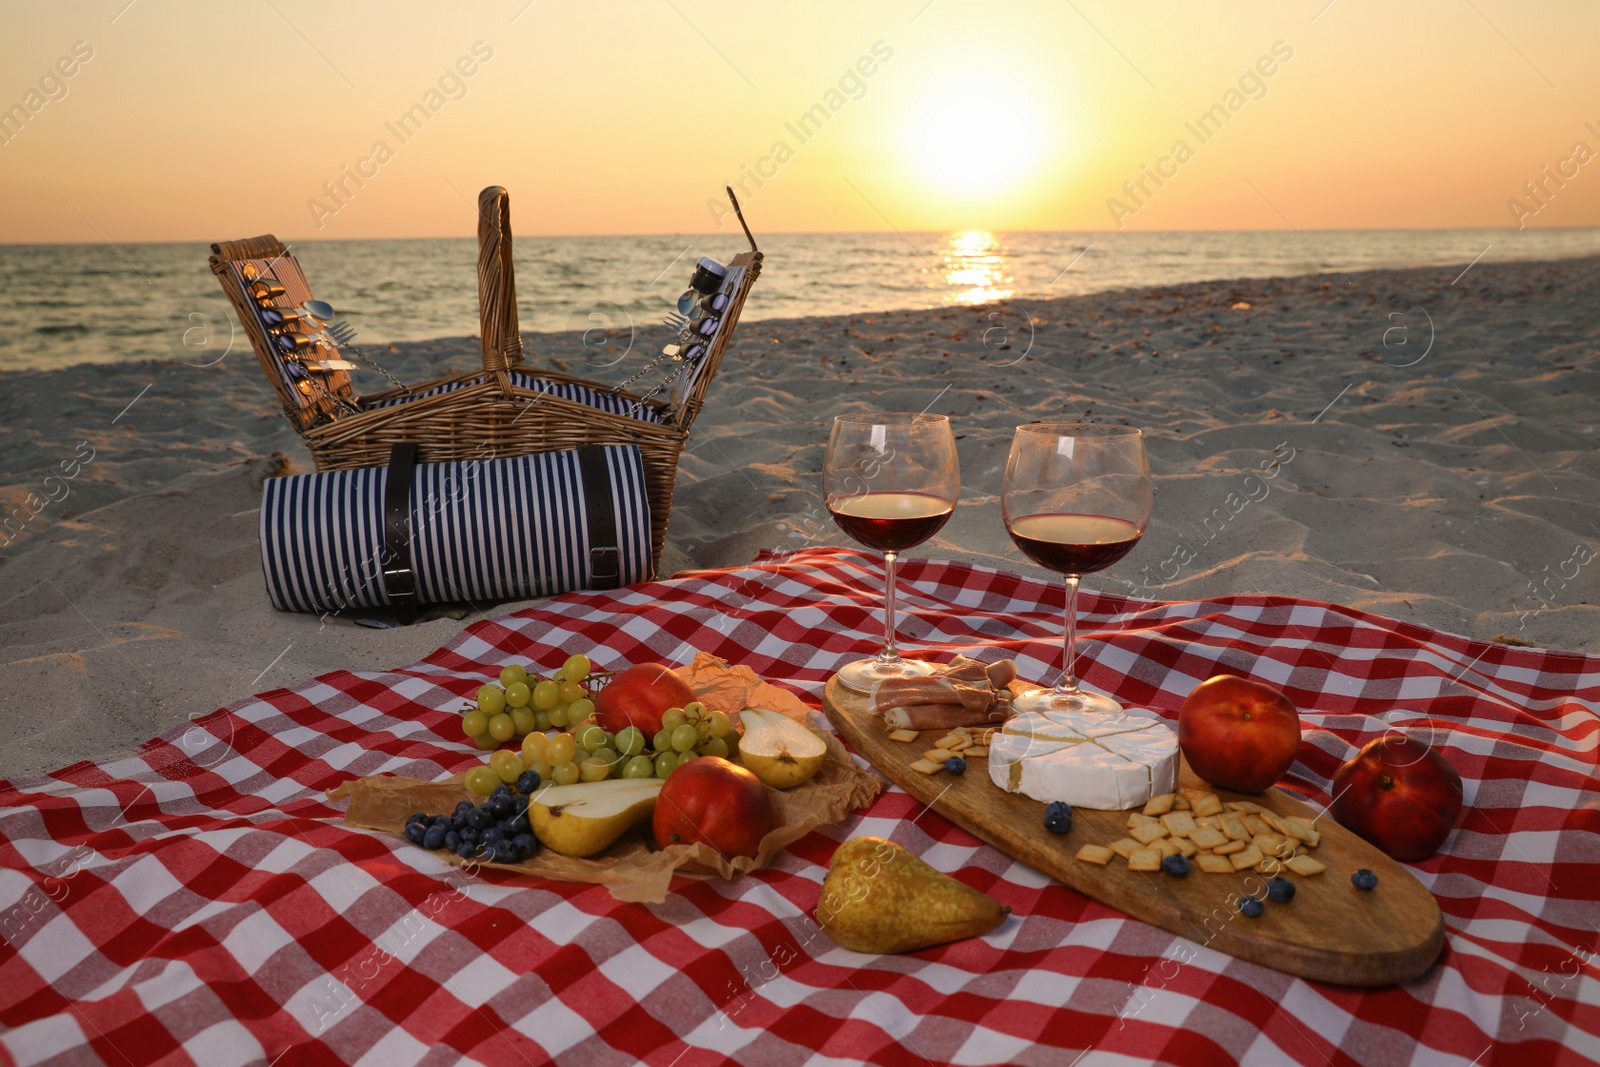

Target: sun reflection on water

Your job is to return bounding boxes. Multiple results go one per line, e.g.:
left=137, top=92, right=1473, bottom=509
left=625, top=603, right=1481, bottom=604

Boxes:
left=939, top=230, right=1015, bottom=305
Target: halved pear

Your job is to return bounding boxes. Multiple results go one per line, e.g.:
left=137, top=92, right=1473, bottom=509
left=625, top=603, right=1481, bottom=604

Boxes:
left=738, top=707, right=827, bottom=789
left=527, top=778, right=663, bottom=857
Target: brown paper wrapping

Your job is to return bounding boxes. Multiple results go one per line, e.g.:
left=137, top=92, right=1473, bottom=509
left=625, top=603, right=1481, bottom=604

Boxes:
left=327, top=653, right=881, bottom=903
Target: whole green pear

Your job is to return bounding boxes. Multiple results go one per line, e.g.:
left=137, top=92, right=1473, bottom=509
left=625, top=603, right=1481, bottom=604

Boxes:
left=818, top=836, right=1011, bottom=954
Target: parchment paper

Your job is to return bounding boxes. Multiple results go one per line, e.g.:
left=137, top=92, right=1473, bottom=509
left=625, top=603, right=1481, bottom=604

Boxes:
left=328, top=653, right=881, bottom=903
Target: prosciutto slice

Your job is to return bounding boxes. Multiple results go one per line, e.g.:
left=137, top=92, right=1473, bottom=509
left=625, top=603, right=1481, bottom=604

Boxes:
left=872, top=655, right=1016, bottom=730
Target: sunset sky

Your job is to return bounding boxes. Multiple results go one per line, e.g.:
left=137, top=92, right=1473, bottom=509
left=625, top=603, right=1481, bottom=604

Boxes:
left=2, top=0, right=1598, bottom=242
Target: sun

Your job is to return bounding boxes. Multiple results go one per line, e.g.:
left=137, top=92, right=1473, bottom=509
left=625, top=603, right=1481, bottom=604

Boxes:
left=901, top=85, right=1052, bottom=201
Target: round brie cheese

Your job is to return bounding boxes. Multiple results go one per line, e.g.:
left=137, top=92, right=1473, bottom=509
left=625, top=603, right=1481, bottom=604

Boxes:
left=988, top=708, right=1178, bottom=810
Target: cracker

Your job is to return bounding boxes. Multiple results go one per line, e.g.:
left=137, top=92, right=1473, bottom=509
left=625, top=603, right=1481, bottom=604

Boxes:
left=1171, top=836, right=1198, bottom=858
left=1161, top=812, right=1198, bottom=838
left=1129, top=822, right=1168, bottom=845
left=1142, top=793, right=1176, bottom=816
left=1127, top=812, right=1161, bottom=829
left=1251, top=832, right=1288, bottom=856
left=1128, top=848, right=1162, bottom=872
left=1076, top=843, right=1114, bottom=865
left=1171, top=794, right=1191, bottom=811
left=1189, top=827, right=1228, bottom=850
left=1110, top=838, right=1142, bottom=859
left=935, top=734, right=965, bottom=751
left=1243, top=815, right=1268, bottom=837
left=1154, top=837, right=1182, bottom=858
left=965, top=746, right=988, bottom=758
left=1220, top=814, right=1251, bottom=842
left=1212, top=840, right=1246, bottom=856
left=923, top=748, right=953, bottom=763
left=1229, top=844, right=1264, bottom=871
left=1225, top=800, right=1264, bottom=814
left=1279, top=816, right=1321, bottom=847
left=888, top=729, right=920, bottom=743
left=909, top=759, right=944, bottom=775
left=1191, top=793, right=1224, bottom=817
left=1196, top=854, right=1234, bottom=874
left=1286, top=855, right=1327, bottom=877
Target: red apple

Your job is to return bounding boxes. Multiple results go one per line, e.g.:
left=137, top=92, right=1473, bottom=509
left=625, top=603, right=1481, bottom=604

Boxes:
left=1332, top=735, right=1463, bottom=861
left=594, top=663, right=696, bottom=739
left=653, top=756, right=775, bottom=859
left=1178, top=675, right=1302, bottom=793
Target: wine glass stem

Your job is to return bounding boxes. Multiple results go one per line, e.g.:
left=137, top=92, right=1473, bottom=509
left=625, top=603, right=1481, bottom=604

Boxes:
left=879, top=550, right=902, bottom=665
left=1056, top=574, right=1082, bottom=697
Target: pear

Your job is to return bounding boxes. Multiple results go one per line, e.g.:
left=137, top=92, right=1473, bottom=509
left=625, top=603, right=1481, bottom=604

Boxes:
left=738, top=707, right=827, bottom=789
left=818, top=837, right=1011, bottom=954
left=527, top=778, right=663, bottom=857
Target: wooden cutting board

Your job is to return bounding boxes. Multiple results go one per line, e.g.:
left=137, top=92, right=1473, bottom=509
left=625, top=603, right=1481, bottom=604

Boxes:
left=822, top=675, right=1445, bottom=986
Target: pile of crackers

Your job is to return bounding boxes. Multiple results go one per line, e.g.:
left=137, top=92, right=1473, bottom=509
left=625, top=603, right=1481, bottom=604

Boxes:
left=1074, top=787, right=1330, bottom=877
left=888, top=726, right=996, bottom=774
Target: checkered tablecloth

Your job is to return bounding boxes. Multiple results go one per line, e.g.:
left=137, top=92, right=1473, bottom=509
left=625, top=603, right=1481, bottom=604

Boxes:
left=2, top=547, right=1596, bottom=1066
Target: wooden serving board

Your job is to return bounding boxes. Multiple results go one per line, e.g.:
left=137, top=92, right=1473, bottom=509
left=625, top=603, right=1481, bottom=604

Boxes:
left=822, top=676, right=1445, bottom=986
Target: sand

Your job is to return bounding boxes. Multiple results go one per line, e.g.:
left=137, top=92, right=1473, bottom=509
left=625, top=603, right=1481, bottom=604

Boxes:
left=2, top=255, right=1596, bottom=782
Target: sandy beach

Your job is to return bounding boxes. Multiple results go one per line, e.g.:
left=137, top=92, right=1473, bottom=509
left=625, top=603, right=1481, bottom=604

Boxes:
left=1, top=254, right=1596, bottom=782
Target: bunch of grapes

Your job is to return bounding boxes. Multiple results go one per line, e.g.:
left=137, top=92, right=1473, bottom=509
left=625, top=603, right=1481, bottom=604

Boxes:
left=459, top=653, right=602, bottom=750
left=406, top=774, right=544, bottom=864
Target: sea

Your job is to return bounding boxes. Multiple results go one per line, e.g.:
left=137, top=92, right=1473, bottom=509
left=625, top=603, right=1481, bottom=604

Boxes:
left=4, top=227, right=1599, bottom=373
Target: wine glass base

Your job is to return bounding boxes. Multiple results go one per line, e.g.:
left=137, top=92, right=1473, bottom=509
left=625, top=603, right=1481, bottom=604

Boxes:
left=836, top=657, right=937, bottom=693
left=1012, top=687, right=1123, bottom=717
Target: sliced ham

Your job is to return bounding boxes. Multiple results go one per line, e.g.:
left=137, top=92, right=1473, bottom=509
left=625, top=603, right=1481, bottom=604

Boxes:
left=882, top=694, right=1012, bottom=731
left=871, top=655, right=1017, bottom=730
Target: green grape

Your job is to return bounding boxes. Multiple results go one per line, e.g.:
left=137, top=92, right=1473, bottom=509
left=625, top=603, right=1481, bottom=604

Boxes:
left=498, top=664, right=528, bottom=688
left=579, top=758, right=611, bottom=783
left=671, top=724, right=699, bottom=753
left=563, top=653, right=592, bottom=680
left=462, top=710, right=489, bottom=738
left=591, top=746, right=620, bottom=769
left=559, top=681, right=587, bottom=704
left=622, top=755, right=654, bottom=779
left=550, top=668, right=568, bottom=683
left=661, top=707, right=686, bottom=732
left=677, top=750, right=698, bottom=765
left=683, top=702, right=703, bottom=724
left=510, top=707, right=537, bottom=736
left=521, top=732, right=548, bottom=762
left=552, top=760, right=580, bottom=786
left=576, top=725, right=608, bottom=752
left=654, top=751, right=679, bottom=778
left=615, top=727, right=645, bottom=758
left=546, top=733, right=577, bottom=765
left=697, top=737, right=729, bottom=759
left=535, top=710, right=552, bottom=732
left=490, top=750, right=523, bottom=783
left=652, top=729, right=673, bottom=753
left=488, top=713, right=515, bottom=742
left=707, top=711, right=732, bottom=739
left=465, top=766, right=500, bottom=796
left=475, top=733, right=500, bottom=751
left=547, top=705, right=570, bottom=729
left=477, top=685, right=507, bottom=717
left=566, top=698, right=596, bottom=727
left=532, top=680, right=561, bottom=710
left=524, top=758, right=553, bottom=781
left=504, top=681, right=531, bottom=709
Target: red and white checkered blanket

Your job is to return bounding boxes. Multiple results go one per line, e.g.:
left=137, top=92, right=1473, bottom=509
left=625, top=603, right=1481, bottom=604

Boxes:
left=2, top=547, right=1596, bottom=1066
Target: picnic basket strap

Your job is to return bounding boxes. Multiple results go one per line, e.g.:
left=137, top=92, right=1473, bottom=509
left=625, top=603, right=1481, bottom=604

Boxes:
left=381, top=442, right=420, bottom=623
left=477, top=185, right=522, bottom=400
left=577, top=445, right=621, bottom=590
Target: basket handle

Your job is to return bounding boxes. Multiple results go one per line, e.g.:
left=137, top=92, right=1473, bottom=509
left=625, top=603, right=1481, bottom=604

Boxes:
left=477, top=185, right=523, bottom=394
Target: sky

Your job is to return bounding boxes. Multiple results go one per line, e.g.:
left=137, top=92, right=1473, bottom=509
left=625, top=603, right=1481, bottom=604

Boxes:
left=1, top=0, right=1598, bottom=242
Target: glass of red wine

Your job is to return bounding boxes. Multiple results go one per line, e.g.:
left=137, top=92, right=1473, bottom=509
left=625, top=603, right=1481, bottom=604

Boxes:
left=1003, top=422, right=1151, bottom=716
left=824, top=412, right=960, bottom=693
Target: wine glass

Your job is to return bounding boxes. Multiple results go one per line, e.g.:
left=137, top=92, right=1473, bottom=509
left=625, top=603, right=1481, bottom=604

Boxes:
left=824, top=412, right=960, bottom=692
left=1003, top=423, right=1152, bottom=716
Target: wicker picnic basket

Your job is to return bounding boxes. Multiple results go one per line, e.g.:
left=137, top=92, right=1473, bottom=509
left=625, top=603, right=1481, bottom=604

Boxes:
left=209, top=185, right=762, bottom=573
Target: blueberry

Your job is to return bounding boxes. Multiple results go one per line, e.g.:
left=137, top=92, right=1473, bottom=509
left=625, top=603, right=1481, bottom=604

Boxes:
left=1045, top=801, right=1071, bottom=817
left=459, top=827, right=479, bottom=845
left=422, top=824, right=448, bottom=850
left=504, top=815, right=531, bottom=836
left=1161, top=854, right=1190, bottom=878
left=1351, top=869, right=1379, bottom=891
left=405, top=812, right=428, bottom=827
left=1239, top=896, right=1265, bottom=919
left=1266, top=877, right=1295, bottom=903
left=492, top=784, right=512, bottom=800
left=468, top=808, right=493, bottom=831
left=445, top=831, right=460, bottom=850
left=488, top=795, right=513, bottom=820
left=515, top=771, right=541, bottom=795
left=513, top=833, right=538, bottom=859
left=454, top=801, right=474, bottom=817
left=454, top=841, right=476, bottom=860
left=490, top=840, right=517, bottom=864
left=1044, top=811, right=1072, bottom=835
left=404, top=821, right=428, bottom=845
left=944, top=757, right=967, bottom=776
left=483, top=827, right=505, bottom=844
